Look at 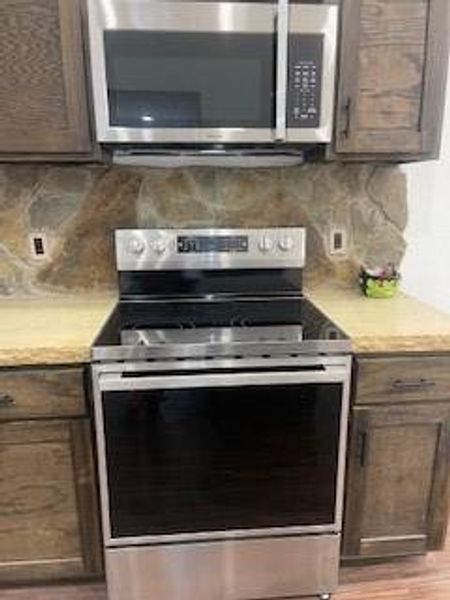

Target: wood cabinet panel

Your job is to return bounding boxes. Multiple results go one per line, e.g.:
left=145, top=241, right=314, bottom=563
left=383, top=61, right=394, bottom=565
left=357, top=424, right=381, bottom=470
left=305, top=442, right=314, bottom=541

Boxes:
left=0, top=0, right=92, bottom=156
left=355, top=356, right=450, bottom=405
left=343, top=404, right=450, bottom=559
left=0, top=419, right=102, bottom=583
left=334, top=0, right=450, bottom=159
left=0, top=368, right=86, bottom=421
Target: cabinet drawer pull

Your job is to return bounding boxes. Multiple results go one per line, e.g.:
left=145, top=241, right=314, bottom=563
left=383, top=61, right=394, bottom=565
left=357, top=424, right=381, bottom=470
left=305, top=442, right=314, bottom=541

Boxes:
left=391, top=379, right=436, bottom=392
left=0, top=393, right=15, bottom=407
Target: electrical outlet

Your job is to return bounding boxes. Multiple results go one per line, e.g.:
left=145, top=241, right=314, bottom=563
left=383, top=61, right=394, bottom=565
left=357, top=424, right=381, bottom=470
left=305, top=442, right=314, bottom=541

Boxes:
left=329, top=228, right=348, bottom=256
left=29, top=233, right=49, bottom=260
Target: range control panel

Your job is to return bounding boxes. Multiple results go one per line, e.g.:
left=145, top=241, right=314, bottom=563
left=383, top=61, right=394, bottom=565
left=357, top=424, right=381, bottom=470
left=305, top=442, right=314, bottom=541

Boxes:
left=288, top=34, right=323, bottom=129
left=116, top=228, right=306, bottom=271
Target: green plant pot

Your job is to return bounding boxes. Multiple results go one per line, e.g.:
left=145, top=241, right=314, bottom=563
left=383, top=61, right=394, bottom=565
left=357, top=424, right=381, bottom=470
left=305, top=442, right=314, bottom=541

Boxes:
left=361, top=277, right=399, bottom=299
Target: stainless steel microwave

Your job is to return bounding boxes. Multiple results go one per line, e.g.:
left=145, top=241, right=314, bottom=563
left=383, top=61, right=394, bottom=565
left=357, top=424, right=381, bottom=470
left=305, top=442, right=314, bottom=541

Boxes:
left=87, top=0, right=338, bottom=145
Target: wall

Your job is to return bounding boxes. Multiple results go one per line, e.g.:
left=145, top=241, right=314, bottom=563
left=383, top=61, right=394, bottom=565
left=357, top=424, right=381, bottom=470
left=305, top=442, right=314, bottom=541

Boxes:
left=401, top=59, right=450, bottom=314
left=0, top=163, right=407, bottom=296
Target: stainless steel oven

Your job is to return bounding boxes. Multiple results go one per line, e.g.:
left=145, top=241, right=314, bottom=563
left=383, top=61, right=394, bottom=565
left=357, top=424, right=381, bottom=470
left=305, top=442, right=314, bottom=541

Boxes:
left=87, top=0, right=338, bottom=145
left=91, top=227, right=352, bottom=600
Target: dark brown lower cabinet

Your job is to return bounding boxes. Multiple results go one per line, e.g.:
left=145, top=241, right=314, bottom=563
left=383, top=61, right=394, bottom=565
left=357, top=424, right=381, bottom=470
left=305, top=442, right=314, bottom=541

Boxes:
left=0, top=418, right=102, bottom=583
left=343, top=403, right=450, bottom=560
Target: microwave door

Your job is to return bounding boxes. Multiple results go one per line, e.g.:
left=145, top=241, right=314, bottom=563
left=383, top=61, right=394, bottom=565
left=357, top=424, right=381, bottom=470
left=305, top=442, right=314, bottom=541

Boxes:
left=286, top=5, right=338, bottom=143
left=88, top=1, right=278, bottom=144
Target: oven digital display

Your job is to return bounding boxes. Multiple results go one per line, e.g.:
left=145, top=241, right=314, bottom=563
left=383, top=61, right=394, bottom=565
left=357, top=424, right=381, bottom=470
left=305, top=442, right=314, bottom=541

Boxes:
left=177, top=235, right=249, bottom=253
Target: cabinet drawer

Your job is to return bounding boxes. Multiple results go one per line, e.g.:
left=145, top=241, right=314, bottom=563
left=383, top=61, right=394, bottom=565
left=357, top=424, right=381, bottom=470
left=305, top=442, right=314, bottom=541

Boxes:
left=0, top=368, right=86, bottom=420
left=356, top=357, right=450, bottom=405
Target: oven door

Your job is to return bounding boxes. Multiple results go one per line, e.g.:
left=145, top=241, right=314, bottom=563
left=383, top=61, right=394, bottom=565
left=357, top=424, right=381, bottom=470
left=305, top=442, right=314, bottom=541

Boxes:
left=94, top=358, right=350, bottom=547
left=87, top=0, right=277, bottom=144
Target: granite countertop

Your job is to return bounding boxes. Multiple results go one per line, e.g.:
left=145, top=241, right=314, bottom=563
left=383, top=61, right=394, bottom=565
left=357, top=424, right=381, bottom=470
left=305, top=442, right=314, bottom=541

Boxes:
left=1, top=285, right=450, bottom=367
left=308, top=283, right=450, bottom=354
left=0, top=295, right=116, bottom=367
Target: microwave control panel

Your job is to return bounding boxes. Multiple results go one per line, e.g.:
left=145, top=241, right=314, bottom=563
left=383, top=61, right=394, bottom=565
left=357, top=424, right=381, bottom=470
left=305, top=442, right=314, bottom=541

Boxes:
left=288, top=34, right=323, bottom=128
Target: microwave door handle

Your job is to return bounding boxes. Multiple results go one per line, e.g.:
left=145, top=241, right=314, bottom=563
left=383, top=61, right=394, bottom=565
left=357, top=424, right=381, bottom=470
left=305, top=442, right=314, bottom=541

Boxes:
left=275, top=0, right=289, bottom=141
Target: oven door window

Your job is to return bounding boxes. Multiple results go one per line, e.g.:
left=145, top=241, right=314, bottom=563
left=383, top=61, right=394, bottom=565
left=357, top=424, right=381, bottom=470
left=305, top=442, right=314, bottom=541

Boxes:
left=103, top=31, right=274, bottom=129
left=102, top=382, right=342, bottom=539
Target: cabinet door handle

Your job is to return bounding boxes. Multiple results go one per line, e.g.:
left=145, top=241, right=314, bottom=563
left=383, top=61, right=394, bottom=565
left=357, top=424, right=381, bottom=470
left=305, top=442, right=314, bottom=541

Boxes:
left=391, top=379, right=436, bottom=392
left=359, top=431, right=369, bottom=468
left=0, top=393, right=14, bottom=407
left=342, top=97, right=352, bottom=138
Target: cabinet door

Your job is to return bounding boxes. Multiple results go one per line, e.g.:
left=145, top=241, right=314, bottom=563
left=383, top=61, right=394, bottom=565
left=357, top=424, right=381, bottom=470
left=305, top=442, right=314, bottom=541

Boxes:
left=343, top=404, right=450, bottom=559
left=0, top=419, right=102, bottom=583
left=0, top=0, right=92, bottom=156
left=335, top=0, right=450, bottom=159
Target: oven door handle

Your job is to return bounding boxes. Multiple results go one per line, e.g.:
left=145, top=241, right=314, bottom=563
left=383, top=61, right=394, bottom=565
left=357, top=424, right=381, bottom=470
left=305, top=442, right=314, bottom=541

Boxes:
left=99, top=366, right=347, bottom=392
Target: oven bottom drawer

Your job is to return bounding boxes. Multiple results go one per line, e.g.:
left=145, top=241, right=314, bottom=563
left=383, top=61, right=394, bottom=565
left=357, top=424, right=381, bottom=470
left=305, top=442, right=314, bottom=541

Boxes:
left=105, top=534, right=340, bottom=600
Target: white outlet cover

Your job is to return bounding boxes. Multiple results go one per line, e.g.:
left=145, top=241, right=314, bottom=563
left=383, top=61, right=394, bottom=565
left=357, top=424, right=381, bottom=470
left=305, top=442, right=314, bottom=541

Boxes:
left=329, top=228, right=348, bottom=256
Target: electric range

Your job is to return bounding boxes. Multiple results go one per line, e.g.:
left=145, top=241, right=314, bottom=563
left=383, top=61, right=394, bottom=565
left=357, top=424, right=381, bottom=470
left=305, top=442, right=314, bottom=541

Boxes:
left=91, top=227, right=351, bottom=600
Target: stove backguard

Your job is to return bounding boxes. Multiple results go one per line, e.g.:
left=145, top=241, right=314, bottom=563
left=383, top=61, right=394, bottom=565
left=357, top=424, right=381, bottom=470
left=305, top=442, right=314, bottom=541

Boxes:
left=115, top=228, right=306, bottom=299
left=118, top=268, right=303, bottom=298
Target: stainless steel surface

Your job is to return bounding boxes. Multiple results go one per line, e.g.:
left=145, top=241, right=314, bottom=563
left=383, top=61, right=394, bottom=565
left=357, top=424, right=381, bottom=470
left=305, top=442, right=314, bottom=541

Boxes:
left=99, top=364, right=346, bottom=393
left=91, top=355, right=351, bottom=546
left=92, top=338, right=352, bottom=362
left=95, top=354, right=348, bottom=374
left=287, top=5, right=338, bottom=143
left=275, top=0, right=289, bottom=141
left=104, top=534, right=340, bottom=600
left=107, top=524, right=340, bottom=549
left=88, top=0, right=275, bottom=33
left=104, top=128, right=276, bottom=144
left=115, top=228, right=306, bottom=271
left=87, top=0, right=276, bottom=144
left=87, top=0, right=338, bottom=146
left=112, top=148, right=305, bottom=167
left=121, top=324, right=303, bottom=347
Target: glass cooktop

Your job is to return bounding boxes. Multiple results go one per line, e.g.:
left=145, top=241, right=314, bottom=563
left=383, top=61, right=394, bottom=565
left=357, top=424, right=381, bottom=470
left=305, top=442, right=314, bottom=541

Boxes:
left=93, top=295, right=350, bottom=359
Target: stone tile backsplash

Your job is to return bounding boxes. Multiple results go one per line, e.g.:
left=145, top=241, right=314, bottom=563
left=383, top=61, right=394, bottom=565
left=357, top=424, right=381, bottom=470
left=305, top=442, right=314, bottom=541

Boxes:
left=0, top=163, right=407, bottom=296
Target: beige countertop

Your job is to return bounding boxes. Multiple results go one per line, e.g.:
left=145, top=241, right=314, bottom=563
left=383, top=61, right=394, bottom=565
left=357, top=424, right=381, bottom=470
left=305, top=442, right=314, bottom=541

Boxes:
left=308, top=283, right=450, bottom=354
left=0, top=295, right=116, bottom=367
left=1, top=285, right=450, bottom=367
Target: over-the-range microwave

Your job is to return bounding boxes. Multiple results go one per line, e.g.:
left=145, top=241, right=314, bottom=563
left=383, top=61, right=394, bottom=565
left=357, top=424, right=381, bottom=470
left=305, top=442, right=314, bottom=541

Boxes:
left=87, top=0, right=338, bottom=164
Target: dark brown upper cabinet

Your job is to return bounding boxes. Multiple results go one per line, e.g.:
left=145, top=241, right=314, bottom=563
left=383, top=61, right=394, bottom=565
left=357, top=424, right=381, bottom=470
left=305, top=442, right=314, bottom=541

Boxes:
left=0, top=0, right=95, bottom=160
left=334, top=0, right=450, bottom=160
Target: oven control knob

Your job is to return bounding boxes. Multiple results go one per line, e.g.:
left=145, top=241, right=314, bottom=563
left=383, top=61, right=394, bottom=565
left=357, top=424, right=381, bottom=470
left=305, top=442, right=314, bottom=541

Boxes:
left=278, top=236, right=294, bottom=252
left=152, top=240, right=167, bottom=254
left=128, top=238, right=145, bottom=256
left=258, top=236, right=274, bottom=253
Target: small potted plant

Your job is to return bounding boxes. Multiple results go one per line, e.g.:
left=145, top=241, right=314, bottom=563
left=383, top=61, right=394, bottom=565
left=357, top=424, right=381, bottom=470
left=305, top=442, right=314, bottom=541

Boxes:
left=359, top=264, right=401, bottom=299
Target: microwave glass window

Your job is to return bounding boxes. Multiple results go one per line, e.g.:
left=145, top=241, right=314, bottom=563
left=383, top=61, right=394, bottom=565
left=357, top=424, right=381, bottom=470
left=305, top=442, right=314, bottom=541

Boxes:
left=104, top=31, right=274, bottom=129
